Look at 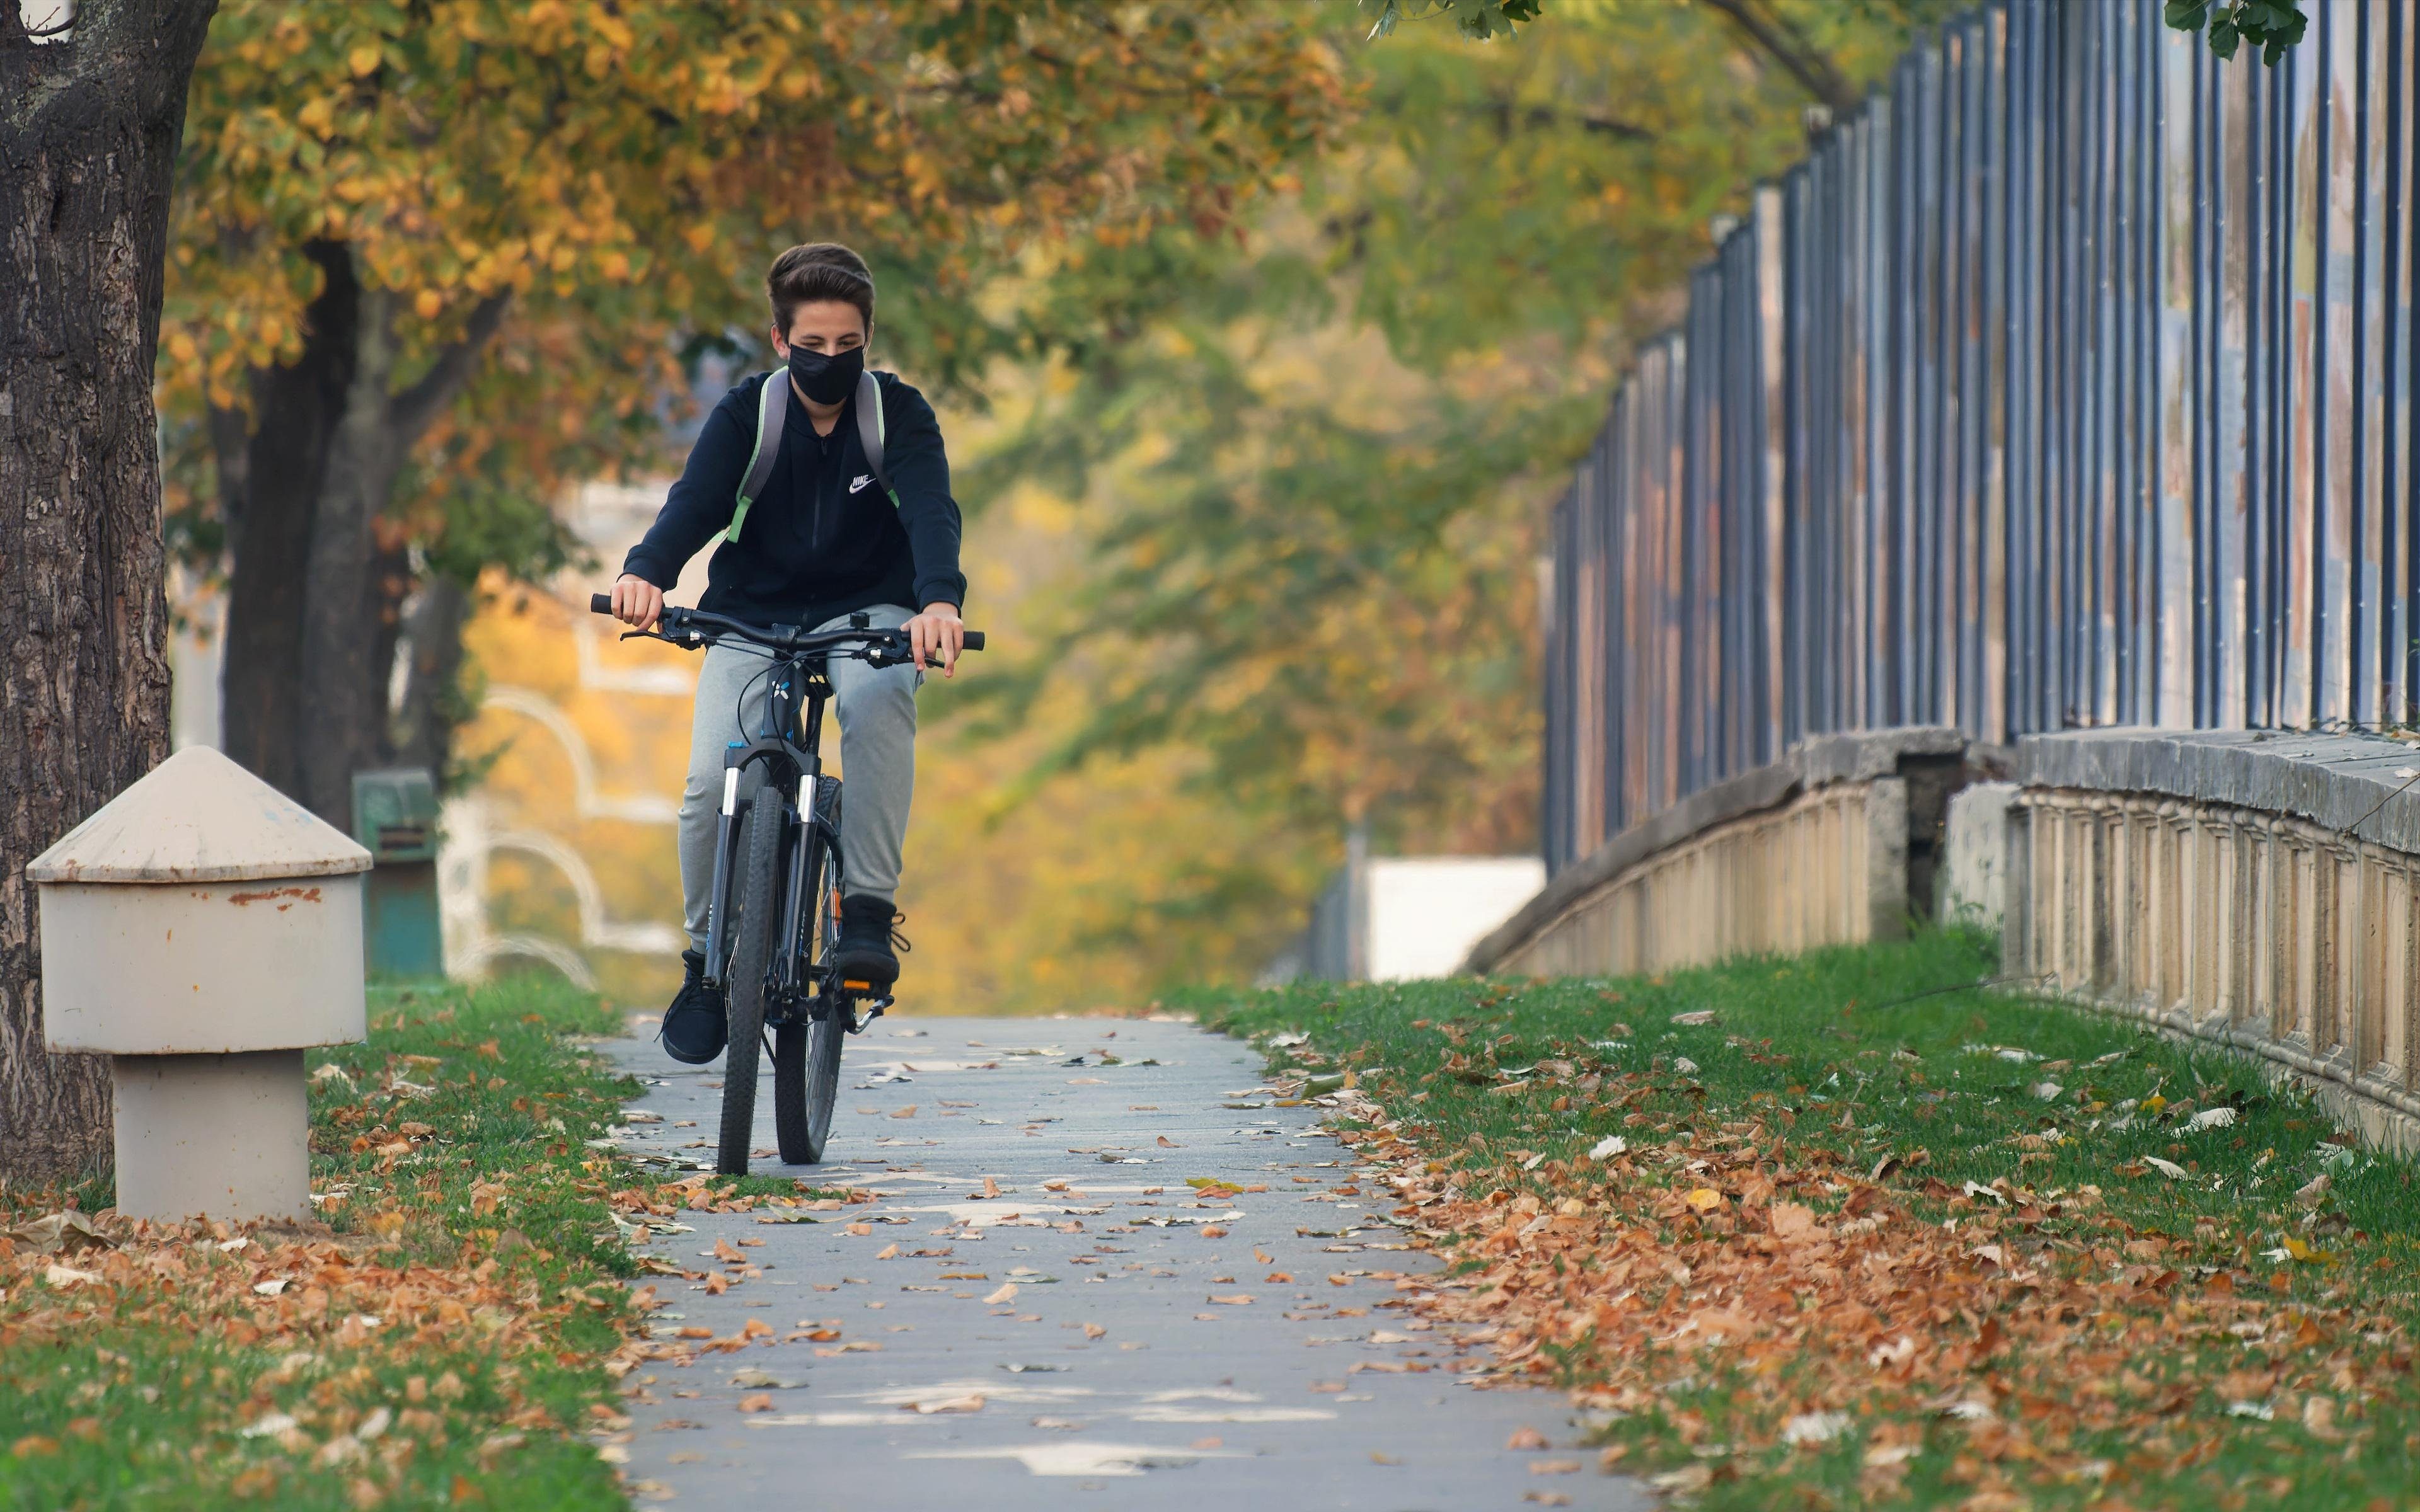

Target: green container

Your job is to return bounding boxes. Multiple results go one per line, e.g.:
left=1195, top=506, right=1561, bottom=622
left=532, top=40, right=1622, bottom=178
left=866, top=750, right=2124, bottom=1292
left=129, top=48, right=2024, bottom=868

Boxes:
left=352, top=767, right=444, bottom=978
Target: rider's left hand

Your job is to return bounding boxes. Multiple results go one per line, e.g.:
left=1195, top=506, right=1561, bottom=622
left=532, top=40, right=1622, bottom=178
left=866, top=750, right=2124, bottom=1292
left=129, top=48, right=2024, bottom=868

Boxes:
left=905, top=603, right=965, bottom=677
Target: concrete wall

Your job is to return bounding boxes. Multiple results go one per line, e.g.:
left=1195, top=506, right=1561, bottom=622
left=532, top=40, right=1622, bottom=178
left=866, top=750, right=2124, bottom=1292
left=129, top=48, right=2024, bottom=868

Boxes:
left=1466, top=728, right=1971, bottom=978
left=2005, top=730, right=2420, bottom=1154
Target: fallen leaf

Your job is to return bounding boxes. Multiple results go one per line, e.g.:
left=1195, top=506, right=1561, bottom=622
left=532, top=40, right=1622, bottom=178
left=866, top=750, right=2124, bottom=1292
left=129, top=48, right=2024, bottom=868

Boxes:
left=874, top=1244, right=901, bottom=1261
left=890, top=1105, right=918, bottom=1120
left=737, top=1394, right=774, bottom=1414
left=1782, top=1411, right=1853, bottom=1445
left=1588, top=1136, right=1627, bottom=1160
left=2143, top=1157, right=2188, bottom=1180
left=1082, top=1323, right=1107, bottom=1339
left=1684, top=1188, right=1723, bottom=1212
left=1770, top=1203, right=1818, bottom=1241
left=7, top=1211, right=111, bottom=1256
left=1507, top=1426, right=1551, bottom=1450
left=1670, top=1011, right=1717, bottom=1026
left=1208, top=1293, right=1255, bottom=1305
left=902, top=1395, right=984, bottom=1414
left=984, top=1283, right=1018, bottom=1305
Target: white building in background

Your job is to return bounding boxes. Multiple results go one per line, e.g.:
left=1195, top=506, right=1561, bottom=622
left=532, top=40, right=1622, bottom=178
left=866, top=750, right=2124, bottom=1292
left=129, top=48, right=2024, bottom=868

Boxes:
left=1268, top=833, right=1543, bottom=983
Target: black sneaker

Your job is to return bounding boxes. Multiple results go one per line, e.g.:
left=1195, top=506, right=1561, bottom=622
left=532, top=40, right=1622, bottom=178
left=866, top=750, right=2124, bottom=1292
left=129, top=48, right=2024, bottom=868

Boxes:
left=660, top=949, right=727, bottom=1064
left=831, top=896, right=909, bottom=991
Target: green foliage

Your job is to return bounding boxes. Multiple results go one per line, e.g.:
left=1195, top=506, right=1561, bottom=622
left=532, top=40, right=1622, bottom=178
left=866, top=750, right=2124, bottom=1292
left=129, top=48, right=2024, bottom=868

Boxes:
left=1361, top=0, right=1542, bottom=41
left=2165, top=1, right=2308, bottom=66
left=948, top=0, right=1923, bottom=985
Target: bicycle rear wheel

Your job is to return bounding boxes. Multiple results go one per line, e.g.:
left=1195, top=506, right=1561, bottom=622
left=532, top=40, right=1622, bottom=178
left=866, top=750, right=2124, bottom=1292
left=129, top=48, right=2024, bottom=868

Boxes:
left=775, top=782, right=845, bottom=1163
left=716, top=792, right=785, bottom=1176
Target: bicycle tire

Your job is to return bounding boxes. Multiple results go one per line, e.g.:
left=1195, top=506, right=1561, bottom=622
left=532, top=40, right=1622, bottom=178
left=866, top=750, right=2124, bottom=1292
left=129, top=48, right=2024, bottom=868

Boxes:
left=775, top=783, right=845, bottom=1163
left=716, top=793, right=785, bottom=1176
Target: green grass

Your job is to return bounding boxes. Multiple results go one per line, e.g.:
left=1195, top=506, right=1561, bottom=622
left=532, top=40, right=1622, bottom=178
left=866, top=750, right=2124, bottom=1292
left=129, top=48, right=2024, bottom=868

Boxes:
left=1183, top=931, right=2420, bottom=1510
left=0, top=973, right=752, bottom=1511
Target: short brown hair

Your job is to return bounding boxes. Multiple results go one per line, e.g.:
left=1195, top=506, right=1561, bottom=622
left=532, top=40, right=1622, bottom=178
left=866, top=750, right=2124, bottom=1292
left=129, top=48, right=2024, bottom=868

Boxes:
left=767, top=243, right=875, bottom=339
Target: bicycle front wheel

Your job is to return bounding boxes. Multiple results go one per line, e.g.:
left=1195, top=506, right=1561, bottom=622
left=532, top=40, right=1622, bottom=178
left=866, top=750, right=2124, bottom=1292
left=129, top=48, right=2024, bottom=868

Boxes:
left=716, top=791, right=785, bottom=1176
left=775, top=782, right=845, bottom=1163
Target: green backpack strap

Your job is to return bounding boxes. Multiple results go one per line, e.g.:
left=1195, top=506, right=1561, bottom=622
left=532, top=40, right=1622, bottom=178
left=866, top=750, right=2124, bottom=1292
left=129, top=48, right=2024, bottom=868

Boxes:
left=726, top=370, right=788, bottom=544
left=853, top=369, right=899, bottom=507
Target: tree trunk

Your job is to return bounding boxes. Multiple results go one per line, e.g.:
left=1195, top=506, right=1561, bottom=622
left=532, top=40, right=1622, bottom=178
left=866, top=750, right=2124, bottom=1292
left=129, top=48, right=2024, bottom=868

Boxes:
left=395, top=573, right=471, bottom=779
left=0, top=0, right=217, bottom=1181
left=218, top=239, right=357, bottom=801
left=217, top=257, right=505, bottom=823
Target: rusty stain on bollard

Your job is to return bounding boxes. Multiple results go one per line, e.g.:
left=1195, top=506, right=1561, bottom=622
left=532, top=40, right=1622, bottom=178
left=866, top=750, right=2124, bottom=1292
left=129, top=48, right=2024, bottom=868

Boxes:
left=27, top=747, right=372, bottom=1222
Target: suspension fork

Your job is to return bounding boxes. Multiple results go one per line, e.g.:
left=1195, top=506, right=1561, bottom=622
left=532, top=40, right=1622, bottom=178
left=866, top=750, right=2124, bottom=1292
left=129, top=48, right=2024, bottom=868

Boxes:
left=701, top=747, right=746, bottom=980
left=780, top=684, right=831, bottom=980
left=703, top=656, right=817, bottom=982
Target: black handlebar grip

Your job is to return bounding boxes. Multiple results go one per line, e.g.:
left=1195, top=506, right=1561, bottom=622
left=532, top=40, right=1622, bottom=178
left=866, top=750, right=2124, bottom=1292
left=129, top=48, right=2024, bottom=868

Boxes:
left=590, top=593, right=613, bottom=616
left=962, top=631, right=986, bottom=652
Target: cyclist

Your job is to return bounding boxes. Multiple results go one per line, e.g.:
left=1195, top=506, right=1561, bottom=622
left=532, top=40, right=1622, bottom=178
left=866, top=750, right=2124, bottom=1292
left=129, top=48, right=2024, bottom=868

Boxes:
left=608, top=243, right=967, bottom=1063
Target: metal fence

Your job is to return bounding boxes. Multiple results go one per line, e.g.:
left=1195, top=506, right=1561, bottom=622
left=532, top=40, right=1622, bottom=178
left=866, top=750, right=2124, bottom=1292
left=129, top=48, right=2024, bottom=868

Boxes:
left=1543, top=0, right=2420, bottom=874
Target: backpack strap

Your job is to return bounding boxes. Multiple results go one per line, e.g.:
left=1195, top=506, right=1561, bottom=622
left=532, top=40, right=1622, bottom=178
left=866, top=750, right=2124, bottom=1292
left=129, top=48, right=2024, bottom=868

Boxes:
left=853, top=369, right=899, bottom=507
left=725, top=370, right=788, bottom=544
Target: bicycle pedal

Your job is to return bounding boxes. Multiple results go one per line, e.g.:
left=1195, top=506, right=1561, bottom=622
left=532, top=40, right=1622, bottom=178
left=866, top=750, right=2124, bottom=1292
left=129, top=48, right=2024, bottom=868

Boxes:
left=846, top=996, right=892, bottom=1034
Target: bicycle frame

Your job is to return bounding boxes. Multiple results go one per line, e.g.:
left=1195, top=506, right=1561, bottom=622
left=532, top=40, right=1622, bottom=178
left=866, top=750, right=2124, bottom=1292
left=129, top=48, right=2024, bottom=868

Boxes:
left=700, top=650, right=845, bottom=1025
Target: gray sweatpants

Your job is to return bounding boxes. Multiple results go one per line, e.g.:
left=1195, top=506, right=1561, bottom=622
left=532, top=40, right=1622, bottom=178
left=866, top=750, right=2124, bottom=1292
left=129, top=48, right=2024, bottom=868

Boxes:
left=679, top=603, right=919, bottom=953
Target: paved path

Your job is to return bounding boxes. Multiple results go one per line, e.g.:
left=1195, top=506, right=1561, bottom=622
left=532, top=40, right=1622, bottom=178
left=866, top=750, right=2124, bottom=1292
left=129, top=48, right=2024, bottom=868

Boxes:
left=604, top=1014, right=1643, bottom=1510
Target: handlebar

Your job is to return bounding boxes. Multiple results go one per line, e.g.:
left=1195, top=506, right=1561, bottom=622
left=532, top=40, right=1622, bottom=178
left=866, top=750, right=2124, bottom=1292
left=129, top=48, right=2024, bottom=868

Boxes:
left=587, top=593, right=985, bottom=655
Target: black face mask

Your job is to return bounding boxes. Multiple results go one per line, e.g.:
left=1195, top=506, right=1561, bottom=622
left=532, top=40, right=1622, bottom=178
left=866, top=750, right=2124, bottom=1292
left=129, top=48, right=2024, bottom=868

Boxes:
left=785, top=343, right=863, bottom=406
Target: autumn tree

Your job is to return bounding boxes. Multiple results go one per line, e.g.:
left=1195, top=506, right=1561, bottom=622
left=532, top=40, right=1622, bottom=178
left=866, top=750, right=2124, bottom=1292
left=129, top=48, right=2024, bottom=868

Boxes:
left=164, top=0, right=1347, bottom=820
left=2, top=0, right=217, bottom=1177
left=944, top=0, right=1949, bottom=985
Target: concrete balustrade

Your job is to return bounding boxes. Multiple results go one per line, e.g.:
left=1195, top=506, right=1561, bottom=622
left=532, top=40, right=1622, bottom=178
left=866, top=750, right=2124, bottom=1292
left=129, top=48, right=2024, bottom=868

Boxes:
left=1465, top=728, right=1971, bottom=978
left=2006, top=730, right=2420, bottom=1154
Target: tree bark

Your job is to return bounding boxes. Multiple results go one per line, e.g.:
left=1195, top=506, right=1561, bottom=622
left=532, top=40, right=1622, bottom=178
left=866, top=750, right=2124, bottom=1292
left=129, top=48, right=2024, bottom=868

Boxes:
left=0, top=0, right=217, bottom=1181
left=218, top=256, right=505, bottom=823
left=395, top=573, right=471, bottom=779
left=218, top=239, right=356, bottom=801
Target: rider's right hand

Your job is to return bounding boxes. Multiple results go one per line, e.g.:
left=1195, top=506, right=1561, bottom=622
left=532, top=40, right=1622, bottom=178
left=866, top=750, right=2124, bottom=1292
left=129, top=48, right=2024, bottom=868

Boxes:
left=611, top=573, right=664, bottom=632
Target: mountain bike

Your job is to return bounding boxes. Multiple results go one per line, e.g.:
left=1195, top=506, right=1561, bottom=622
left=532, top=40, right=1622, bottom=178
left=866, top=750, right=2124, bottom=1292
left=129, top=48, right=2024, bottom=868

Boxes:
left=591, top=594, right=984, bottom=1172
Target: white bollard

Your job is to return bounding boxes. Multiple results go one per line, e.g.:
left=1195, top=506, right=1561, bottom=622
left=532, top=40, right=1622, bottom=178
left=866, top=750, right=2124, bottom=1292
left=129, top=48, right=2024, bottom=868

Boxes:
left=27, top=747, right=372, bottom=1222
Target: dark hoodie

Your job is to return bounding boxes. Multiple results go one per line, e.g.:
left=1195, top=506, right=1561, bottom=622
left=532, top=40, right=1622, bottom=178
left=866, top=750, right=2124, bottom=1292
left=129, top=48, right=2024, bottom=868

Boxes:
left=621, top=369, right=965, bottom=627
